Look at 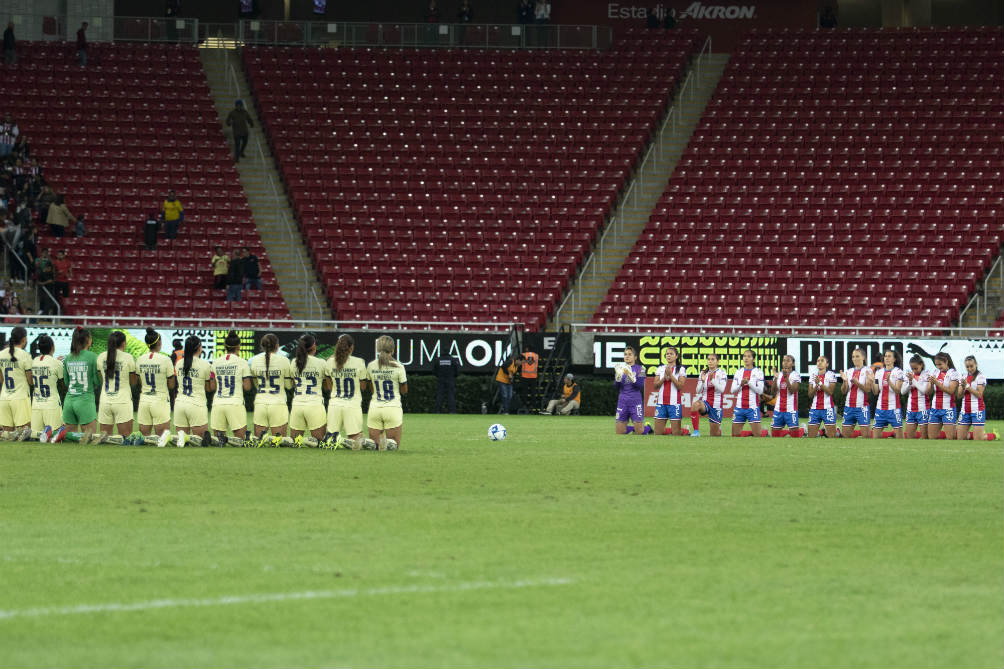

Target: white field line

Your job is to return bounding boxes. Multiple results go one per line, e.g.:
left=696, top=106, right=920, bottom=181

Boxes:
left=0, top=577, right=574, bottom=621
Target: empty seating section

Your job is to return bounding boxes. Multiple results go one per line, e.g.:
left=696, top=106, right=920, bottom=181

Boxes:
left=1, top=42, right=289, bottom=321
left=594, top=27, right=1004, bottom=333
left=243, top=30, right=702, bottom=329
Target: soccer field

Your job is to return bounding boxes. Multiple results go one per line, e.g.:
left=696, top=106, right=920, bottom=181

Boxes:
left=1, top=415, right=1002, bottom=668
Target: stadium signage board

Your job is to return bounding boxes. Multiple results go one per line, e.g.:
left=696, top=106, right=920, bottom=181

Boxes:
left=589, top=334, right=784, bottom=377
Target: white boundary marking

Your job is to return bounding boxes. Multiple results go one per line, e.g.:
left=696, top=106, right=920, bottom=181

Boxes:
left=0, top=577, right=573, bottom=621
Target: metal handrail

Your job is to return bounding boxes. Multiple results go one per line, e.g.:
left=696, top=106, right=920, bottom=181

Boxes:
left=0, top=233, right=61, bottom=317
left=19, top=314, right=522, bottom=331
left=957, top=253, right=1002, bottom=326
left=570, top=322, right=1002, bottom=338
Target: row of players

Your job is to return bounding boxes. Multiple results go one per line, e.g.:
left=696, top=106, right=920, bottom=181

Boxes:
left=0, top=327, right=408, bottom=450
left=613, top=346, right=991, bottom=441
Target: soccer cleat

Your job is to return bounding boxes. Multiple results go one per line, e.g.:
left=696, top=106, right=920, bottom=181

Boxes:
left=93, top=431, right=109, bottom=445
left=242, top=435, right=258, bottom=448
left=144, top=435, right=159, bottom=446
left=188, top=434, right=203, bottom=447
left=303, top=435, right=319, bottom=448
left=176, top=430, right=187, bottom=448
left=51, top=426, right=68, bottom=443
left=157, top=430, right=171, bottom=447
left=690, top=430, right=700, bottom=437
left=360, top=438, right=378, bottom=451
left=0, top=430, right=12, bottom=441
left=383, top=438, right=399, bottom=451
left=227, top=436, right=244, bottom=448
left=201, top=432, right=216, bottom=448
left=16, top=427, right=33, bottom=441
left=105, top=434, right=125, bottom=445
left=280, top=436, right=295, bottom=448
left=293, top=435, right=305, bottom=449
left=40, top=426, right=53, bottom=443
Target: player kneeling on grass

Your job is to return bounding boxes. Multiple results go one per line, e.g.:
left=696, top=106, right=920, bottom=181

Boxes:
left=137, top=328, right=175, bottom=443
left=690, top=353, right=726, bottom=437
left=730, top=349, right=764, bottom=437
left=927, top=352, right=959, bottom=440
left=288, top=334, right=330, bottom=447
left=250, top=333, right=292, bottom=446
left=614, top=346, right=648, bottom=435
left=325, top=334, right=374, bottom=450
left=871, top=349, right=905, bottom=439
left=96, top=331, right=139, bottom=443
left=654, top=346, right=686, bottom=436
left=62, top=327, right=101, bottom=443
left=0, top=326, right=33, bottom=441
left=956, top=355, right=986, bottom=442
left=901, top=354, right=930, bottom=440
left=840, top=348, right=872, bottom=438
left=366, top=335, right=407, bottom=450
left=171, top=335, right=216, bottom=447
left=211, top=330, right=252, bottom=446
left=770, top=355, right=802, bottom=437
left=31, top=334, right=65, bottom=442
left=806, top=355, right=838, bottom=438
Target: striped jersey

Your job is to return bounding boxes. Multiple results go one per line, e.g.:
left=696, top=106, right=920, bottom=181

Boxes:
left=808, top=370, right=837, bottom=410
left=730, top=367, right=764, bottom=410
left=774, top=370, right=800, bottom=413
left=960, top=372, right=986, bottom=413
left=902, top=371, right=930, bottom=412
left=874, top=367, right=904, bottom=411
left=843, top=367, right=871, bottom=408
left=930, top=368, right=960, bottom=410
left=656, top=364, right=687, bottom=405
left=696, top=368, right=727, bottom=409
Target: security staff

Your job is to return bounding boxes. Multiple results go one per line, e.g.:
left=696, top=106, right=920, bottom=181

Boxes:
left=432, top=352, right=460, bottom=413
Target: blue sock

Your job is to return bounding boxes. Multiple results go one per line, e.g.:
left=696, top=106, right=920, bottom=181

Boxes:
left=625, top=425, right=634, bottom=434
left=642, top=424, right=653, bottom=435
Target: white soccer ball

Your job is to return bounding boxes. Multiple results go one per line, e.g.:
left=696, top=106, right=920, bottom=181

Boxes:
left=488, top=423, right=507, bottom=441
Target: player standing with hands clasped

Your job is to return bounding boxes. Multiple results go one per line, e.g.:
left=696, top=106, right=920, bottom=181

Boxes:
left=614, top=346, right=649, bottom=435
left=689, top=352, right=727, bottom=437
left=730, top=349, right=764, bottom=437
left=840, top=348, right=872, bottom=438
left=871, top=349, right=905, bottom=439
left=956, top=355, right=986, bottom=441
left=653, top=346, right=686, bottom=436
left=807, top=355, right=838, bottom=438
left=770, top=355, right=802, bottom=437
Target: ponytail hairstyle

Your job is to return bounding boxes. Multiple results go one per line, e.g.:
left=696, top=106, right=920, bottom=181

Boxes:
left=909, top=354, right=923, bottom=372
left=106, top=330, right=126, bottom=377
left=376, top=335, right=399, bottom=368
left=334, top=334, right=353, bottom=370
left=964, top=355, right=979, bottom=377
left=225, top=329, right=240, bottom=353
left=182, top=335, right=200, bottom=378
left=145, top=327, right=161, bottom=352
left=37, top=334, right=54, bottom=356
left=260, top=333, right=278, bottom=375
left=934, top=351, right=955, bottom=371
left=8, top=325, right=26, bottom=358
left=295, top=334, right=315, bottom=375
left=70, top=327, right=90, bottom=356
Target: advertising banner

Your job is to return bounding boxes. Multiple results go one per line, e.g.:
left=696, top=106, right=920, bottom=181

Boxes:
left=642, top=376, right=739, bottom=418
left=592, top=334, right=783, bottom=377
left=787, top=338, right=1004, bottom=381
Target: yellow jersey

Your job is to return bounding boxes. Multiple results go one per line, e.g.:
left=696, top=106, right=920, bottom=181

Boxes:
left=0, top=347, right=33, bottom=401
left=96, top=350, right=138, bottom=406
left=291, top=354, right=329, bottom=406
left=327, top=354, right=368, bottom=407
left=212, top=353, right=251, bottom=406
left=137, top=351, right=175, bottom=403
left=249, top=352, right=292, bottom=406
left=162, top=198, right=183, bottom=222
left=31, top=354, right=64, bottom=407
left=175, top=357, right=213, bottom=408
left=367, top=359, right=407, bottom=409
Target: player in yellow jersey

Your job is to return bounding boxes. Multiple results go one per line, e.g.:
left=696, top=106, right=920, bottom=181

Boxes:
left=211, top=330, right=252, bottom=446
left=96, top=331, right=139, bottom=438
left=172, top=335, right=216, bottom=447
left=366, top=334, right=408, bottom=451
left=249, top=333, right=292, bottom=443
left=0, top=326, right=34, bottom=439
left=136, top=328, right=176, bottom=439
left=31, top=334, right=65, bottom=439
left=324, top=333, right=373, bottom=450
left=289, top=334, right=331, bottom=445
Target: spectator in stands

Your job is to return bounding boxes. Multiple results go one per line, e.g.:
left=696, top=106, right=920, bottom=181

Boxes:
left=0, top=115, right=18, bottom=159
left=166, top=0, right=181, bottom=41
left=518, top=0, right=533, bottom=24
left=494, top=353, right=521, bottom=414
left=534, top=0, right=551, bottom=23
left=36, top=251, right=57, bottom=315
left=211, top=246, right=229, bottom=290
left=53, top=249, right=71, bottom=301
left=3, top=21, right=15, bottom=66
left=646, top=7, right=661, bottom=28
left=36, top=185, right=54, bottom=218
left=225, top=247, right=244, bottom=302
left=225, top=100, right=254, bottom=162
left=543, top=373, right=580, bottom=415
left=161, top=189, right=183, bottom=239
left=241, top=246, right=261, bottom=290
left=76, top=22, right=88, bottom=67
left=74, top=213, right=85, bottom=237
left=819, top=6, right=837, bottom=28
left=458, top=0, right=473, bottom=22
left=4, top=303, right=24, bottom=324
left=12, top=135, right=28, bottom=161
left=663, top=10, right=677, bottom=28
left=46, top=194, right=73, bottom=237
left=424, top=0, right=441, bottom=22
left=143, top=211, right=159, bottom=250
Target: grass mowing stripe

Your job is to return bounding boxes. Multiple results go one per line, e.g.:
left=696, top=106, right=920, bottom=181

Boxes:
left=0, top=577, right=574, bottom=621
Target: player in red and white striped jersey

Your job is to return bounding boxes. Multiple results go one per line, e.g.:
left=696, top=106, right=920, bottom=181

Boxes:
left=653, top=346, right=687, bottom=436
left=955, top=355, right=986, bottom=441
left=926, top=352, right=960, bottom=439
left=806, top=355, right=838, bottom=438
left=840, top=348, right=872, bottom=438
left=690, top=353, right=727, bottom=437
left=769, top=355, right=801, bottom=437
left=901, top=355, right=930, bottom=440
left=870, top=349, right=905, bottom=439
left=729, top=350, right=764, bottom=437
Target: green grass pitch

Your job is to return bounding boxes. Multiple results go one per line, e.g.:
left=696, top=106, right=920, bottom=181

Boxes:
left=1, top=415, right=1001, bottom=668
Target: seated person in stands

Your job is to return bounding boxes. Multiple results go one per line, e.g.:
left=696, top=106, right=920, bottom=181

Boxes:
left=543, top=373, right=580, bottom=415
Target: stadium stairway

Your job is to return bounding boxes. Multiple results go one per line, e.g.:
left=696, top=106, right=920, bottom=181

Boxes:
left=958, top=252, right=1003, bottom=331
left=200, top=48, right=330, bottom=321
left=551, top=53, right=730, bottom=327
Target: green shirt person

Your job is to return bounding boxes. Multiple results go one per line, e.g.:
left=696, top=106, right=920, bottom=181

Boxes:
left=62, top=328, right=100, bottom=431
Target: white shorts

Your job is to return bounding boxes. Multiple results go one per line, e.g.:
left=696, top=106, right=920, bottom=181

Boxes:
left=327, top=404, right=363, bottom=435
left=98, top=402, right=134, bottom=426
left=211, top=404, right=248, bottom=432
left=253, top=403, right=289, bottom=428
left=0, top=398, right=31, bottom=427
left=289, top=404, right=326, bottom=431
left=137, top=399, right=171, bottom=427
left=367, top=406, right=403, bottom=431
left=174, top=404, right=209, bottom=429
left=31, top=404, right=64, bottom=432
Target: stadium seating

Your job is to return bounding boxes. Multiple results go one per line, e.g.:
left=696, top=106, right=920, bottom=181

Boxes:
left=594, top=27, right=1004, bottom=333
left=243, top=30, right=703, bottom=329
left=991, top=311, right=1004, bottom=337
left=1, top=42, right=289, bottom=322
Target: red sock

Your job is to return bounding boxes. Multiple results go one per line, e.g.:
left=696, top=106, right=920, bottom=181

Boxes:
left=938, top=431, right=947, bottom=440
left=740, top=430, right=753, bottom=437
left=852, top=429, right=862, bottom=438
left=691, top=414, right=700, bottom=432
left=760, top=429, right=769, bottom=437
left=966, top=433, right=974, bottom=440
left=914, top=432, right=922, bottom=439
left=682, top=428, right=690, bottom=436
left=792, top=428, right=805, bottom=437
left=882, top=431, right=895, bottom=439
left=987, top=433, right=997, bottom=441
left=771, top=428, right=784, bottom=438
